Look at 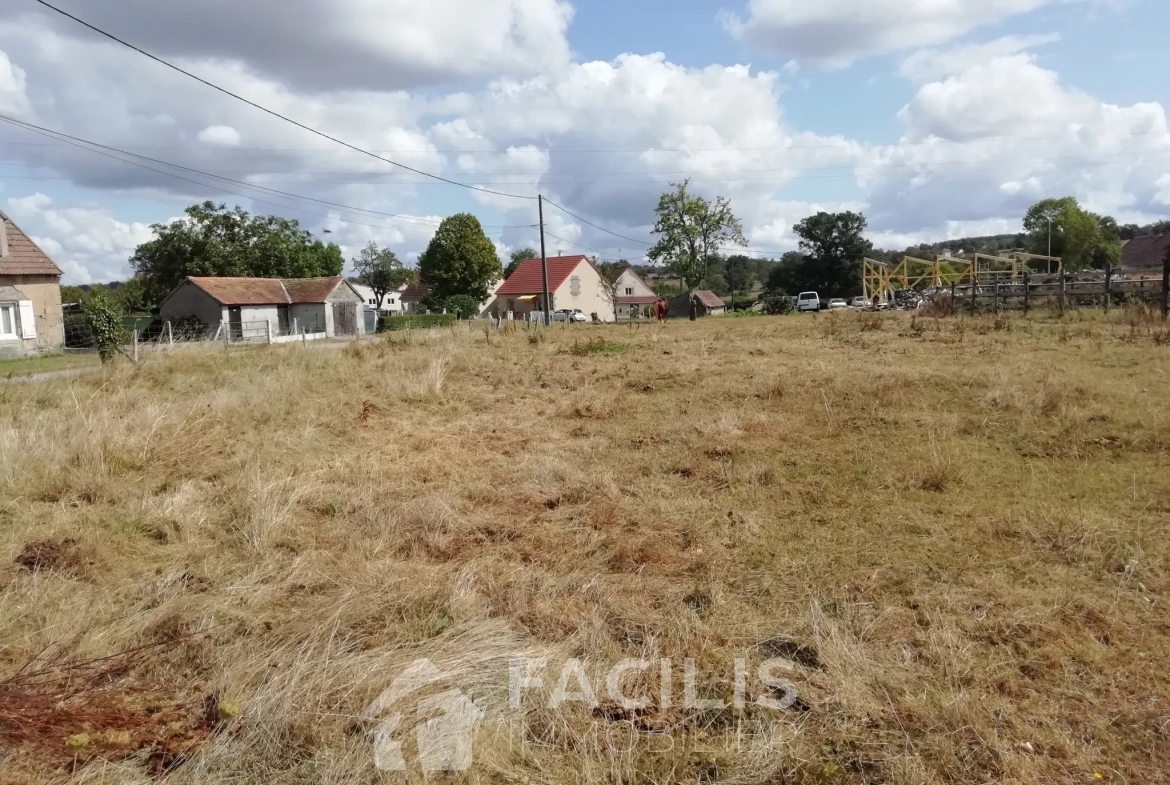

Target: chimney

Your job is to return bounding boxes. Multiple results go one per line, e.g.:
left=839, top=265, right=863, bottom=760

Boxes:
left=0, top=215, right=8, bottom=259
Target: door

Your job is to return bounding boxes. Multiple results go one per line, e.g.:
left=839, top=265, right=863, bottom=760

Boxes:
left=228, top=306, right=242, bottom=340
left=332, top=303, right=358, bottom=336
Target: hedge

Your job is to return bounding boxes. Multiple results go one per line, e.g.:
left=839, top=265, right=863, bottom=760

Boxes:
left=379, top=313, right=457, bottom=331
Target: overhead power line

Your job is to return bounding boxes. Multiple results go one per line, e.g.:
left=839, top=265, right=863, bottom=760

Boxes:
left=542, top=200, right=653, bottom=246
left=0, top=116, right=532, bottom=237
left=32, top=0, right=537, bottom=201
left=0, top=116, right=533, bottom=231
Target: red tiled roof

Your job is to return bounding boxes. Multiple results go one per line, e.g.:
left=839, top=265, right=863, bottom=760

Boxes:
left=0, top=210, right=63, bottom=277
left=496, top=255, right=589, bottom=295
left=284, top=276, right=345, bottom=304
left=186, top=276, right=345, bottom=305
left=694, top=290, right=724, bottom=308
left=400, top=282, right=431, bottom=303
left=1122, top=234, right=1170, bottom=270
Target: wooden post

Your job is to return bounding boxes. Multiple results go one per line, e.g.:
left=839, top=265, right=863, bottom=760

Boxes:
left=993, top=281, right=1000, bottom=314
left=950, top=281, right=956, bottom=311
left=1162, top=249, right=1169, bottom=319
left=133, top=329, right=139, bottom=363
left=1059, top=269, right=1067, bottom=316
left=1104, top=264, right=1112, bottom=312
left=1023, top=273, right=1031, bottom=314
left=969, top=280, right=976, bottom=316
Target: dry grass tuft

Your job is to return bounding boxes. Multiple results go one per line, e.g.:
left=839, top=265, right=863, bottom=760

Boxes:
left=2, top=309, right=1169, bottom=784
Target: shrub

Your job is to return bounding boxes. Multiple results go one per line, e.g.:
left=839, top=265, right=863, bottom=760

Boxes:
left=83, top=290, right=126, bottom=363
left=761, top=291, right=794, bottom=315
left=379, top=314, right=457, bottom=332
left=423, top=294, right=479, bottom=320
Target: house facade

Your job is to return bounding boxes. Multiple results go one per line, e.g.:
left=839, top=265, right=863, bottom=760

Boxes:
left=159, top=276, right=366, bottom=339
left=489, top=255, right=616, bottom=322
left=351, top=282, right=404, bottom=315
left=0, top=210, right=64, bottom=358
left=613, top=265, right=658, bottom=319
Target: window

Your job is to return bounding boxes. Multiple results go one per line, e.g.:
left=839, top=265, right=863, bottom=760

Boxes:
left=570, top=276, right=581, bottom=296
left=0, top=305, right=14, bottom=338
left=625, top=287, right=634, bottom=295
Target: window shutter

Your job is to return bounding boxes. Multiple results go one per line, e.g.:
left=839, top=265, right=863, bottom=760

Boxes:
left=18, top=300, right=36, bottom=339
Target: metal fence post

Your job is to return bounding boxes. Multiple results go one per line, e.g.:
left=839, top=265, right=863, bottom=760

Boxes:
left=1023, top=273, right=1031, bottom=314
left=266, top=320, right=273, bottom=344
left=993, top=281, right=1000, bottom=314
left=222, top=320, right=229, bottom=350
left=166, top=321, right=174, bottom=347
left=1104, top=264, right=1112, bottom=313
left=133, top=329, right=139, bottom=363
left=1059, top=269, right=1067, bottom=316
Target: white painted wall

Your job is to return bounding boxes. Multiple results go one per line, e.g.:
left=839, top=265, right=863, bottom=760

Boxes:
left=553, top=261, right=615, bottom=322
left=616, top=268, right=656, bottom=299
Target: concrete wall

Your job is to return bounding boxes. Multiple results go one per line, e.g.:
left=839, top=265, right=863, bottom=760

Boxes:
left=554, top=262, right=615, bottom=322
left=290, top=303, right=327, bottom=334
left=0, top=276, right=63, bottom=357
left=159, top=281, right=227, bottom=327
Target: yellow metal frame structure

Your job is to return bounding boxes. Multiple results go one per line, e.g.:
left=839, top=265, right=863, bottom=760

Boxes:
left=863, top=252, right=1063, bottom=301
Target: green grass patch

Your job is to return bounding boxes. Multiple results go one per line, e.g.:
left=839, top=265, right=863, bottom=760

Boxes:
left=0, top=353, right=100, bottom=378
left=565, top=337, right=629, bottom=356
left=379, top=314, right=457, bottom=331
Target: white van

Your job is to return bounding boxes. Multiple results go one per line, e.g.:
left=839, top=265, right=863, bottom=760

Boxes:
left=797, top=292, right=820, bottom=312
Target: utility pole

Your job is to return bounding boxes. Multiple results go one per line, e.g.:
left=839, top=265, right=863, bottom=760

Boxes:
left=538, top=195, right=551, bottom=326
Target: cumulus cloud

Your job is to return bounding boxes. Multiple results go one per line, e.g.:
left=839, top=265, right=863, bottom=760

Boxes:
left=1, top=0, right=1167, bottom=283
left=864, top=43, right=1170, bottom=233
left=724, top=0, right=1094, bottom=67
left=18, top=0, right=573, bottom=91
left=0, top=48, right=29, bottom=116
left=5, top=194, right=154, bottom=283
left=196, top=125, right=241, bottom=146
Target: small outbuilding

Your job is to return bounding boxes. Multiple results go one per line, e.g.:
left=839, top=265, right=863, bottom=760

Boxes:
left=668, top=290, right=726, bottom=319
left=159, top=276, right=366, bottom=340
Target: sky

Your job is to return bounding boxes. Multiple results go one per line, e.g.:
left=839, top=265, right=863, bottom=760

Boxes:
left=0, top=0, right=1168, bottom=284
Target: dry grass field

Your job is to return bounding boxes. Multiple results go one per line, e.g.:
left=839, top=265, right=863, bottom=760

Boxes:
left=1, top=309, right=1169, bottom=784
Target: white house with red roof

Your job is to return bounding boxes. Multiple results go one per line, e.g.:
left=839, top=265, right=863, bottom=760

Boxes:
left=612, top=264, right=658, bottom=319
left=489, top=255, right=615, bottom=322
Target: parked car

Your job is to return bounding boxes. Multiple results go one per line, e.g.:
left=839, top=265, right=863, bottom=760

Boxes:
left=797, top=292, right=820, bottom=312
left=552, top=308, right=587, bottom=323
left=828, top=298, right=849, bottom=310
left=851, top=296, right=868, bottom=308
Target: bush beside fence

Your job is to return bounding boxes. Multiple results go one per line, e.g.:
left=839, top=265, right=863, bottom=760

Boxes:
left=379, top=314, right=457, bottom=331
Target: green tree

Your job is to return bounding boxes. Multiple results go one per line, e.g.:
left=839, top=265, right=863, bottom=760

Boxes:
left=765, top=251, right=804, bottom=294
left=1023, top=197, right=1121, bottom=270
left=423, top=293, right=479, bottom=319
left=352, top=242, right=414, bottom=313
left=83, top=289, right=125, bottom=364
left=776, top=212, right=871, bottom=297
left=504, top=247, right=537, bottom=279
left=130, top=201, right=344, bottom=303
left=418, top=213, right=502, bottom=303
left=647, top=180, right=746, bottom=293
left=724, top=254, right=757, bottom=293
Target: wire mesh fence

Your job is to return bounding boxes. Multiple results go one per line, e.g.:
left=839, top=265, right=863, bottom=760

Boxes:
left=60, top=315, right=335, bottom=360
